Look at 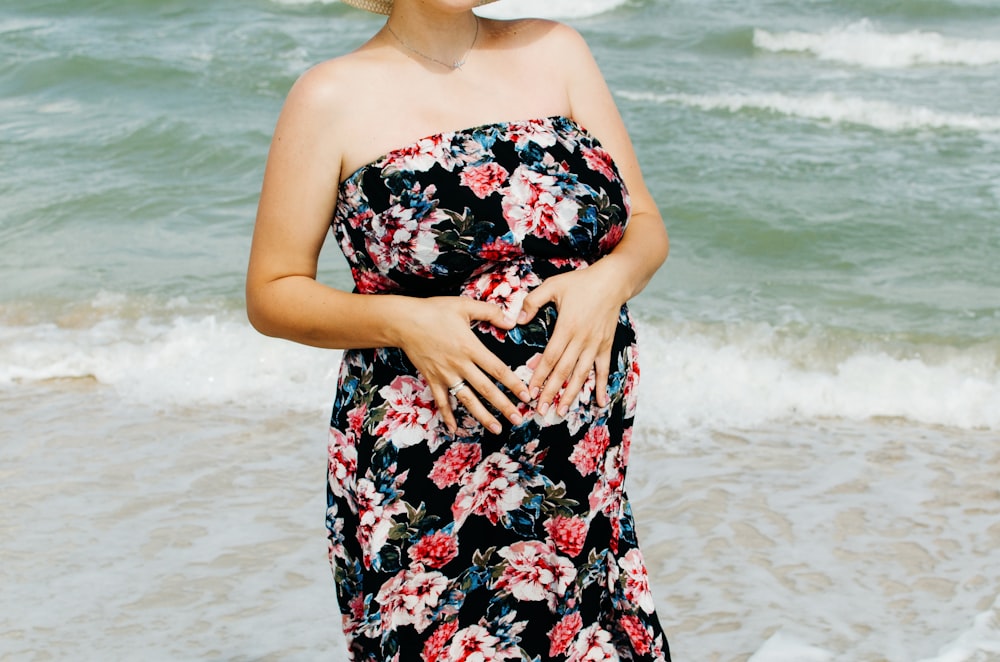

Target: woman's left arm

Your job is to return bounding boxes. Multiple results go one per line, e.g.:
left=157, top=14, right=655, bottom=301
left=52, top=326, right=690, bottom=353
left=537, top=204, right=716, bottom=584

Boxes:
left=516, top=23, right=669, bottom=416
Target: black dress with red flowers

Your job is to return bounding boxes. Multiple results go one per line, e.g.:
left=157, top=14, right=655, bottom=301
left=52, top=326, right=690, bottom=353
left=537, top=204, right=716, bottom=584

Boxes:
left=326, top=116, right=670, bottom=661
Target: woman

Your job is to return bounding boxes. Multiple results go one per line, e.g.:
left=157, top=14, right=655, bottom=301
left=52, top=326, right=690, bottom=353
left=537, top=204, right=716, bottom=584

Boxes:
left=246, top=0, right=671, bottom=659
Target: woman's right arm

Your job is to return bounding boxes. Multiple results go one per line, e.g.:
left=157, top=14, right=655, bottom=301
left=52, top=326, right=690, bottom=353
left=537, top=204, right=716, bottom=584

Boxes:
left=246, top=66, right=528, bottom=433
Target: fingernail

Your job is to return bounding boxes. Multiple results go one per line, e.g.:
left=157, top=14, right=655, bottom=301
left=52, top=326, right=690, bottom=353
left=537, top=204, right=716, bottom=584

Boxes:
left=510, top=413, right=523, bottom=426
left=519, top=390, right=531, bottom=403
left=558, top=405, right=569, bottom=417
left=517, top=311, right=529, bottom=323
left=530, top=387, right=540, bottom=400
left=489, top=422, right=502, bottom=434
left=538, top=402, right=549, bottom=416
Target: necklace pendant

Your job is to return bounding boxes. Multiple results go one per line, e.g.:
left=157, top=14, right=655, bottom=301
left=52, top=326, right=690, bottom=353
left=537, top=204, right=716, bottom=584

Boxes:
left=453, top=59, right=465, bottom=69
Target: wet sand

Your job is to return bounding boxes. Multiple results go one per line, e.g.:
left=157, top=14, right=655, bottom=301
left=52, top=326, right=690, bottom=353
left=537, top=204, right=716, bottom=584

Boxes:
left=2, top=381, right=998, bottom=660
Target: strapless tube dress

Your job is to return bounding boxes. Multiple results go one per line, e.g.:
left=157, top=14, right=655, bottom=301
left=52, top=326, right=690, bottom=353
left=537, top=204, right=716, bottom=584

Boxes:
left=326, top=116, right=670, bottom=661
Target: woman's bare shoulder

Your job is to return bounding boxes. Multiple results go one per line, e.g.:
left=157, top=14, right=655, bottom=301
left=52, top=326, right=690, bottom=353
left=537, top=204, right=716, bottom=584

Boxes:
left=286, top=47, right=383, bottom=118
left=484, top=17, right=591, bottom=53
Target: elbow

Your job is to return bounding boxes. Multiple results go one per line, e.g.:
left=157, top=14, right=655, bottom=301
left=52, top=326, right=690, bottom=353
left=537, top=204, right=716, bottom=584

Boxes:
left=245, top=301, right=273, bottom=338
left=245, top=285, right=280, bottom=338
left=648, top=220, right=669, bottom=268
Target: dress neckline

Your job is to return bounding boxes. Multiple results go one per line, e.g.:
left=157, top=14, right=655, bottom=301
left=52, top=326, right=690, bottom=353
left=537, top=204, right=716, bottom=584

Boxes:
left=338, top=115, right=585, bottom=188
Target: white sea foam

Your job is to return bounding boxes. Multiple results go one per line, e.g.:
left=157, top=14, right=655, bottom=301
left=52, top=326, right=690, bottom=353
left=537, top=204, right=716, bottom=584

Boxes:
left=0, top=313, right=340, bottom=415
left=618, top=89, right=1000, bottom=133
left=637, top=321, right=1000, bottom=432
left=917, top=594, right=1000, bottom=662
left=476, top=0, right=627, bottom=20
left=2, top=307, right=997, bottom=431
left=745, top=609, right=1000, bottom=662
left=747, top=632, right=834, bottom=662
left=754, top=20, right=1000, bottom=68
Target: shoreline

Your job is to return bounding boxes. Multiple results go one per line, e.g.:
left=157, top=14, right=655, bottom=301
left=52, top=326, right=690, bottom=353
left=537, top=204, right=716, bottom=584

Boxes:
left=2, top=380, right=998, bottom=660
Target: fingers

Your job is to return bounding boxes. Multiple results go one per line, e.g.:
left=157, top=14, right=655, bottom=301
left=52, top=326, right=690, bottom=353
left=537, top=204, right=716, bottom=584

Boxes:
left=594, top=349, right=611, bottom=408
left=527, top=315, right=616, bottom=416
left=535, top=337, right=593, bottom=418
left=454, top=373, right=517, bottom=435
left=430, top=382, right=459, bottom=433
left=457, top=348, right=530, bottom=432
left=464, top=298, right=518, bottom=330
left=516, top=280, right=556, bottom=325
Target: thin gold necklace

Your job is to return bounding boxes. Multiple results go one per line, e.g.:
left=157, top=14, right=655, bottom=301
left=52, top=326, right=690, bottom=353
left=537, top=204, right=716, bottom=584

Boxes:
left=385, top=16, right=479, bottom=70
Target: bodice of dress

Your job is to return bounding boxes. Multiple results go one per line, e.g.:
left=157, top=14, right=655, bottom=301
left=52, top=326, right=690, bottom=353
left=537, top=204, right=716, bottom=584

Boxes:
left=332, top=116, right=631, bottom=315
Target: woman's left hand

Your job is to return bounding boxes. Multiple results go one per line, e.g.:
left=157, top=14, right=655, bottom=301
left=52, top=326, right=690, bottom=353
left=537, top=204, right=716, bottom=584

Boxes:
left=514, top=263, right=628, bottom=417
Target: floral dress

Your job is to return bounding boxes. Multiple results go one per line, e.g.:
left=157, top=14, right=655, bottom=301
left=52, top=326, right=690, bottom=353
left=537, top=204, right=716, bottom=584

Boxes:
left=327, top=116, right=670, bottom=661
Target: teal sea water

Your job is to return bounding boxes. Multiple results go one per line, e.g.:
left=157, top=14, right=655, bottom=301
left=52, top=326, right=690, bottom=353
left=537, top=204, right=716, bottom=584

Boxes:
left=2, top=0, right=999, bottom=660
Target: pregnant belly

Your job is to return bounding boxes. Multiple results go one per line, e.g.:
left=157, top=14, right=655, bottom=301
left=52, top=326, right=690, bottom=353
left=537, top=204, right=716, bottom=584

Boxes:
left=471, top=301, right=640, bottom=427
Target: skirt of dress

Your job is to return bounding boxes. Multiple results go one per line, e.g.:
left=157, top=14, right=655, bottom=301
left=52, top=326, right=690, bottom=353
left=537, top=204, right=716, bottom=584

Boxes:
left=326, top=303, right=670, bottom=661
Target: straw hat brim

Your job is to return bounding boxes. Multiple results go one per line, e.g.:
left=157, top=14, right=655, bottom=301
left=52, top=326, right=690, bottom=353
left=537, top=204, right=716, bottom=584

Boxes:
left=342, top=0, right=498, bottom=15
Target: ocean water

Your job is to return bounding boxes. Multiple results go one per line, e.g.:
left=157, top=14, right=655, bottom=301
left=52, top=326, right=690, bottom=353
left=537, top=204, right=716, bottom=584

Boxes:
left=1, top=0, right=999, bottom=659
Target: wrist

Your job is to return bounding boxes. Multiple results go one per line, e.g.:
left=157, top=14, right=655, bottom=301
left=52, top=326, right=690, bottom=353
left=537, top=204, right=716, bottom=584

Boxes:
left=371, top=294, right=419, bottom=348
left=590, top=253, right=639, bottom=303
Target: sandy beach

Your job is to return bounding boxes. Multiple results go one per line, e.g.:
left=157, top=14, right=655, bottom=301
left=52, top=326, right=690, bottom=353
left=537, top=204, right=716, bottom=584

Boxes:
left=4, top=380, right=998, bottom=660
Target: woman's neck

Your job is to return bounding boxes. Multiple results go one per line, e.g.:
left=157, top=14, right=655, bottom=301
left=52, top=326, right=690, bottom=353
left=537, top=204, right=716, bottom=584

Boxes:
left=382, top=4, right=481, bottom=69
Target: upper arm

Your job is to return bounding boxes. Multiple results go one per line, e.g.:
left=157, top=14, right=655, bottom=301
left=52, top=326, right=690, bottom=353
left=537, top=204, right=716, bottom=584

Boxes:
left=247, top=64, right=346, bottom=295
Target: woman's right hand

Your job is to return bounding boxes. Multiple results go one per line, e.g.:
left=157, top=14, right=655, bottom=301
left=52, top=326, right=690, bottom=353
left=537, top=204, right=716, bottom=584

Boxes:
left=396, top=296, right=530, bottom=434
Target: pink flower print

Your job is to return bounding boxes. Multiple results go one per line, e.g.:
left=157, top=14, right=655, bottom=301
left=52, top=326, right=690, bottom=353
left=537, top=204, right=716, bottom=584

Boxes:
left=429, top=442, right=482, bottom=489
left=494, top=540, right=576, bottom=605
left=366, top=201, right=443, bottom=276
left=463, top=263, right=540, bottom=338
left=451, top=452, right=527, bottom=527
left=327, top=504, right=345, bottom=560
left=597, top=222, right=625, bottom=255
left=345, top=207, right=374, bottom=232
left=460, top=162, right=509, bottom=199
left=450, top=134, right=492, bottom=167
left=375, top=567, right=450, bottom=633
left=588, top=444, right=627, bottom=536
left=568, top=424, right=611, bottom=476
left=422, top=619, right=460, bottom=662
left=548, top=611, right=583, bottom=657
left=619, top=614, right=653, bottom=656
left=567, top=623, right=618, bottom=662
left=352, top=268, right=398, bottom=295
left=623, top=343, right=640, bottom=418
left=618, top=548, right=656, bottom=614
left=478, top=236, right=519, bottom=261
left=374, top=375, right=441, bottom=448
left=501, top=163, right=580, bottom=243
left=327, top=427, right=357, bottom=500
left=447, top=624, right=504, bottom=662
left=621, top=427, right=633, bottom=466
left=547, top=256, right=588, bottom=270
left=354, top=478, right=405, bottom=570
left=408, top=530, right=460, bottom=569
left=581, top=144, right=618, bottom=181
left=506, top=118, right=559, bottom=150
left=543, top=516, right=589, bottom=558
left=342, top=593, right=365, bottom=639
left=388, top=135, right=444, bottom=173
left=346, top=403, right=367, bottom=437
